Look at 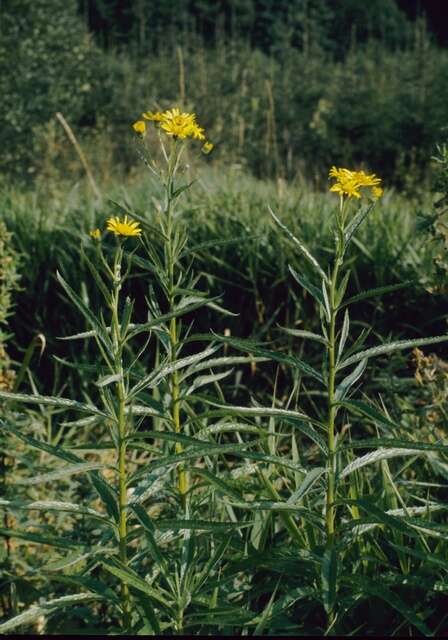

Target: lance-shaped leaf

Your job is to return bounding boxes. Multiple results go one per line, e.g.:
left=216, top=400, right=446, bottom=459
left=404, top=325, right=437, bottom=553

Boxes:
left=277, top=326, right=327, bottom=346
left=341, top=436, right=448, bottom=454
left=0, top=593, right=104, bottom=634
left=336, top=400, right=399, bottom=431
left=180, top=355, right=269, bottom=380
left=334, top=358, right=367, bottom=402
left=0, top=391, right=109, bottom=418
left=341, top=281, right=414, bottom=309
left=0, top=527, right=85, bottom=550
left=0, top=498, right=110, bottom=524
left=289, top=265, right=325, bottom=306
left=338, top=335, right=448, bottom=370
left=129, top=345, right=219, bottom=398
left=210, top=334, right=323, bottom=383
left=269, top=206, right=328, bottom=282
left=346, top=575, right=433, bottom=636
left=101, top=560, right=172, bottom=609
left=343, top=202, right=374, bottom=249
left=287, top=467, right=326, bottom=504
left=14, top=462, right=110, bottom=486
left=321, top=546, right=338, bottom=615
left=339, top=448, right=419, bottom=479
left=56, top=271, right=113, bottom=350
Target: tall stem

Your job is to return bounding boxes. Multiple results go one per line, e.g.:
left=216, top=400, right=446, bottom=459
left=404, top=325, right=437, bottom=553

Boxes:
left=111, top=246, right=131, bottom=629
left=325, top=200, right=345, bottom=544
left=326, top=259, right=339, bottom=543
left=165, top=142, right=188, bottom=509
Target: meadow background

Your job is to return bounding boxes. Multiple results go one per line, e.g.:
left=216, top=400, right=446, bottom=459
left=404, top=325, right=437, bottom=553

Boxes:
left=1, top=0, right=448, bottom=635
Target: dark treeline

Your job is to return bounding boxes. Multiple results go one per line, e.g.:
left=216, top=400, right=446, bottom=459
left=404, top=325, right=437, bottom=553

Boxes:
left=78, top=0, right=443, bottom=55
left=2, top=0, right=448, bottom=185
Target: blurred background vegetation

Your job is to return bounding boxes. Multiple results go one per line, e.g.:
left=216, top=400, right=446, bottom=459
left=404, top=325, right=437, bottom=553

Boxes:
left=2, top=0, right=448, bottom=187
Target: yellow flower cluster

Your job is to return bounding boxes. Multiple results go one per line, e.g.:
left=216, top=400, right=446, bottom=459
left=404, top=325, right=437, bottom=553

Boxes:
left=89, top=216, right=142, bottom=240
left=329, top=166, right=383, bottom=200
left=132, top=107, right=213, bottom=153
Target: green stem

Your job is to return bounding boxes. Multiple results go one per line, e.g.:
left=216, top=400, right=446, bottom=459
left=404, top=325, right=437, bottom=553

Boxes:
left=325, top=201, right=345, bottom=627
left=326, top=259, right=339, bottom=545
left=111, top=245, right=131, bottom=630
left=326, top=202, right=345, bottom=543
left=165, top=141, right=187, bottom=509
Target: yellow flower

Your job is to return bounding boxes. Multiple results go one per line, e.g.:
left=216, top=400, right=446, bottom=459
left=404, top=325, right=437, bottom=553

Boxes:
left=132, top=120, right=146, bottom=136
left=160, top=108, right=197, bottom=139
left=329, top=166, right=382, bottom=199
left=142, top=111, right=164, bottom=122
left=89, top=228, right=101, bottom=240
left=372, top=186, right=384, bottom=199
left=140, top=106, right=208, bottom=144
left=201, top=141, right=214, bottom=154
left=190, top=124, right=206, bottom=140
left=106, top=215, right=142, bottom=237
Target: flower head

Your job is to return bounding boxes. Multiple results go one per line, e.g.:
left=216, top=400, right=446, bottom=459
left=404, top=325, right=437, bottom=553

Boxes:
left=142, top=111, right=164, bottom=122
left=139, top=106, right=209, bottom=143
left=132, top=120, right=146, bottom=136
left=372, top=186, right=384, bottom=199
left=329, top=166, right=382, bottom=199
left=89, top=228, right=101, bottom=240
left=202, top=141, right=214, bottom=154
left=160, top=108, right=198, bottom=139
left=106, top=215, right=142, bottom=237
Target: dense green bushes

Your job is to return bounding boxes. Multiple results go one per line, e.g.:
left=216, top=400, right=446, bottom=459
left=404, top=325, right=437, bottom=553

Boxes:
left=2, top=1, right=448, bottom=183
left=0, top=0, right=98, bottom=176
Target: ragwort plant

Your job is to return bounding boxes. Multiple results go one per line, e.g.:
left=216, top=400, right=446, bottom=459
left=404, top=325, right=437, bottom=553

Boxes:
left=0, top=109, right=262, bottom=634
left=216, top=167, right=448, bottom=634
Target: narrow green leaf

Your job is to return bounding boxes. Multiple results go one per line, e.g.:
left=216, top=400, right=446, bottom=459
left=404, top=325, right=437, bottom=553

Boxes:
left=340, top=437, right=448, bottom=453
left=343, top=202, right=374, bottom=248
left=287, top=467, right=326, bottom=504
left=180, top=355, right=268, bottom=379
left=335, top=270, right=351, bottom=307
left=0, top=498, right=109, bottom=524
left=341, top=282, right=414, bottom=309
left=388, top=542, right=448, bottom=571
left=101, top=560, right=171, bottom=609
left=89, top=474, right=119, bottom=523
left=336, top=309, right=350, bottom=363
left=336, top=400, right=399, bottom=431
left=143, top=442, right=257, bottom=475
left=341, top=499, right=418, bottom=537
left=339, top=335, right=448, bottom=370
left=129, top=346, right=219, bottom=398
left=210, top=334, right=323, bottom=383
left=278, top=326, right=327, bottom=345
left=15, top=462, right=109, bottom=486
left=334, top=358, right=367, bottom=401
left=289, top=266, right=324, bottom=306
left=155, top=519, right=244, bottom=532
left=0, top=420, right=82, bottom=463
left=0, top=527, right=83, bottom=550
left=82, top=250, right=112, bottom=306
left=95, top=373, right=122, bottom=388
left=347, top=575, right=433, bottom=636
left=0, top=593, right=104, bottom=634
left=340, top=448, right=418, bottom=479
left=193, top=468, right=243, bottom=500
left=56, top=271, right=112, bottom=350
left=321, top=546, right=338, bottom=615
left=269, top=207, right=328, bottom=282
left=0, top=392, right=109, bottom=418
